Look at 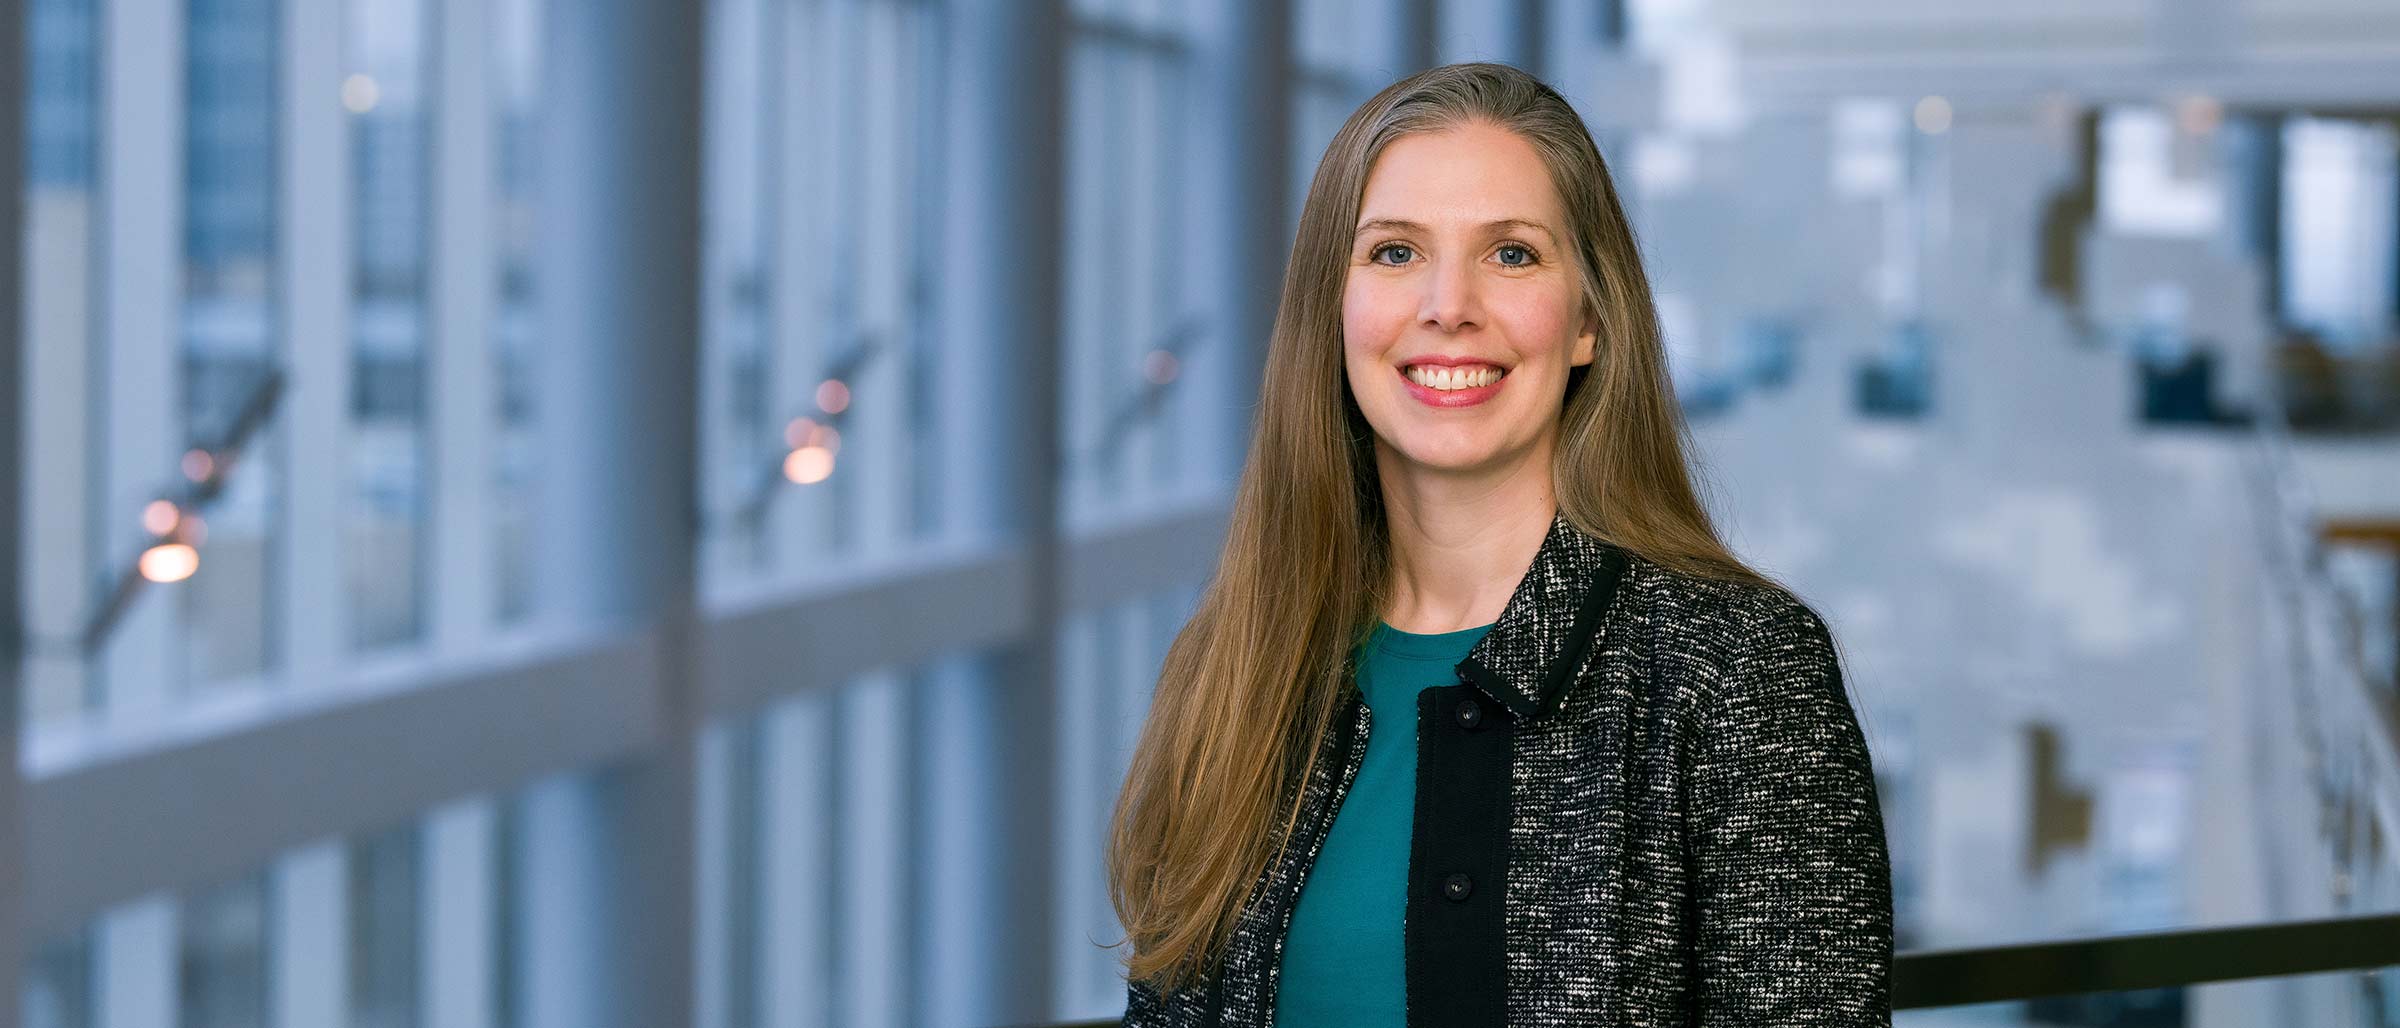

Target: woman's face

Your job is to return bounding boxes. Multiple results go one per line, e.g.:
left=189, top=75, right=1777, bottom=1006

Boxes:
left=1343, top=121, right=1596, bottom=481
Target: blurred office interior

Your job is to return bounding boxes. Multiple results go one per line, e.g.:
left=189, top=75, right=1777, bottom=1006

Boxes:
left=6, top=0, right=2400, bottom=1025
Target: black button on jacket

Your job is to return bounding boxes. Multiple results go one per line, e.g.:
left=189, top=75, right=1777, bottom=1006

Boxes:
left=1123, top=511, right=1895, bottom=1026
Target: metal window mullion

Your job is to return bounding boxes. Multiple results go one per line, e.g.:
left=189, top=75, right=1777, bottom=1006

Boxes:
left=422, top=797, right=498, bottom=1028
left=98, top=0, right=187, bottom=716
left=1049, top=610, right=1103, bottom=1012
left=282, top=0, right=356, bottom=684
left=92, top=896, right=176, bottom=1028
left=758, top=691, right=833, bottom=1028
left=429, top=0, right=501, bottom=654
left=833, top=672, right=908, bottom=1026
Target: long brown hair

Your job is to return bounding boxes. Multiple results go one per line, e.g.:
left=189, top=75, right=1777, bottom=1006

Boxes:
left=1105, top=61, right=1775, bottom=993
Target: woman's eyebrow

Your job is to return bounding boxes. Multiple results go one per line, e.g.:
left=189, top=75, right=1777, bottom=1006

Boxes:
left=1353, top=217, right=1558, bottom=243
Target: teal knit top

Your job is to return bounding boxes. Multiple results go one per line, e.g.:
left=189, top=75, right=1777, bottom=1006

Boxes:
left=1272, top=618, right=1497, bottom=1027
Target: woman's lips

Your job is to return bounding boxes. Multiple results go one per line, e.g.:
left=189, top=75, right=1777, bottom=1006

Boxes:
left=1399, top=365, right=1506, bottom=408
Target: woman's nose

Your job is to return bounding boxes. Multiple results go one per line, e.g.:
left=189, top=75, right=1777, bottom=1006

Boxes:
left=1418, top=255, right=1480, bottom=333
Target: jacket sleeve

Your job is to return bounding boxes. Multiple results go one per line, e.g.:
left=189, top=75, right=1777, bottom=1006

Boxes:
left=1122, top=977, right=1168, bottom=1028
left=1122, top=973, right=1212, bottom=1028
left=1688, top=601, right=1894, bottom=1025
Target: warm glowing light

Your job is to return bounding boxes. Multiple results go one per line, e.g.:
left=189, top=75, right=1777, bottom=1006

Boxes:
left=1913, top=96, right=1952, bottom=135
left=182, top=448, right=215, bottom=482
left=139, top=543, right=200, bottom=584
left=1144, top=350, right=1180, bottom=385
left=341, top=74, right=381, bottom=114
left=816, top=424, right=841, bottom=456
left=784, top=416, right=818, bottom=450
left=783, top=446, right=835, bottom=484
left=816, top=378, right=851, bottom=414
left=142, top=500, right=181, bottom=536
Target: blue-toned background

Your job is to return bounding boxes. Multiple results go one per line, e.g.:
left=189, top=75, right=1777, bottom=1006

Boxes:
left=8, top=1, right=2400, bottom=1026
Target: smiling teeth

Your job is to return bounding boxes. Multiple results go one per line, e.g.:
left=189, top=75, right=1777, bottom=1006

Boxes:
left=1406, top=365, right=1505, bottom=391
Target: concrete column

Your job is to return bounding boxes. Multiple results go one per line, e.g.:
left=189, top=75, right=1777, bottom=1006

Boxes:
left=523, top=3, right=705, bottom=1028
left=934, top=0, right=1067, bottom=1020
left=1189, top=0, right=1294, bottom=482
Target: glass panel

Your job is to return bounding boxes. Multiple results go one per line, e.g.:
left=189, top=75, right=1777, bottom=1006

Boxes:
left=182, top=0, right=283, bottom=688
left=20, top=0, right=101, bottom=728
left=21, top=932, right=94, bottom=1028
left=344, top=0, right=433, bottom=650
left=178, top=874, right=271, bottom=1028
left=699, top=0, right=776, bottom=585
left=1052, top=583, right=1199, bottom=1018
left=491, top=0, right=544, bottom=626
left=2281, top=115, right=2400, bottom=350
left=350, top=823, right=422, bottom=1028
left=1062, top=24, right=1206, bottom=527
left=700, top=0, right=949, bottom=596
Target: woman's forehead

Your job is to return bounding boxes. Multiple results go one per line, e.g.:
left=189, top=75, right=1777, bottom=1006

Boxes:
left=1357, top=125, right=1564, bottom=231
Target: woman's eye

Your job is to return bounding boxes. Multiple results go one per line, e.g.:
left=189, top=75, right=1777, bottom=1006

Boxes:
left=1496, top=244, right=1536, bottom=267
left=1372, top=243, right=1414, bottom=265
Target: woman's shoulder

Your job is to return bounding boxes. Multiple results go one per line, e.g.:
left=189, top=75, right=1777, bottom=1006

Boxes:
left=1615, top=548, right=1829, bottom=646
left=1610, top=548, right=1842, bottom=706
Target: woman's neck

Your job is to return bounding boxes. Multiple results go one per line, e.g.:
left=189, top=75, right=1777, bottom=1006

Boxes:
left=1375, top=440, right=1557, bottom=635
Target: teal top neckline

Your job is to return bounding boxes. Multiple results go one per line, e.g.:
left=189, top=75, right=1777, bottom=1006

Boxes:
left=1367, top=618, right=1498, bottom=660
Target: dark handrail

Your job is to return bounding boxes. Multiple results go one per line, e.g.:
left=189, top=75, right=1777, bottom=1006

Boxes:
left=1018, top=910, right=2400, bottom=1026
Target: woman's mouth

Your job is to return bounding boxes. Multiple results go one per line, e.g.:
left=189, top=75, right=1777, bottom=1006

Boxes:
left=1399, top=362, right=1508, bottom=408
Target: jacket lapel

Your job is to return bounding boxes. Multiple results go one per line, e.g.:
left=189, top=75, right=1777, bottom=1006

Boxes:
left=1454, top=509, right=1631, bottom=722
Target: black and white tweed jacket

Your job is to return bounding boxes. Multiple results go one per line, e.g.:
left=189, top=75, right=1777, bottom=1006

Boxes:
left=1123, top=510, right=1894, bottom=1026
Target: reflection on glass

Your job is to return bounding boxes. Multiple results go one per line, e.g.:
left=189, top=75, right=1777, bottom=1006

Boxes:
left=179, top=874, right=271, bottom=1028
left=183, top=0, right=283, bottom=686
left=346, top=0, right=432, bottom=650
left=493, top=0, right=544, bottom=624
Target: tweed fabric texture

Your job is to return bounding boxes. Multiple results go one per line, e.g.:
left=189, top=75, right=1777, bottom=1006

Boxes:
left=1123, top=510, right=1893, bottom=1026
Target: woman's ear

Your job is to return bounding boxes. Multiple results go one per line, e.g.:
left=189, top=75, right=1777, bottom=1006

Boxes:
left=1572, top=306, right=1599, bottom=367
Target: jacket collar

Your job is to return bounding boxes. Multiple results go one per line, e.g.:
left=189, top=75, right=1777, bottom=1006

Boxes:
left=1452, top=509, right=1631, bottom=723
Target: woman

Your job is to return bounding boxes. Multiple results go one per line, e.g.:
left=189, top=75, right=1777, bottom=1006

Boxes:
left=1108, top=62, right=1893, bottom=1027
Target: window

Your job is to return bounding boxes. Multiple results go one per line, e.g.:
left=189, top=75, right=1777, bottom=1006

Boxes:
left=344, top=0, right=433, bottom=650
left=1063, top=0, right=1211, bottom=527
left=700, top=0, right=951, bottom=595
